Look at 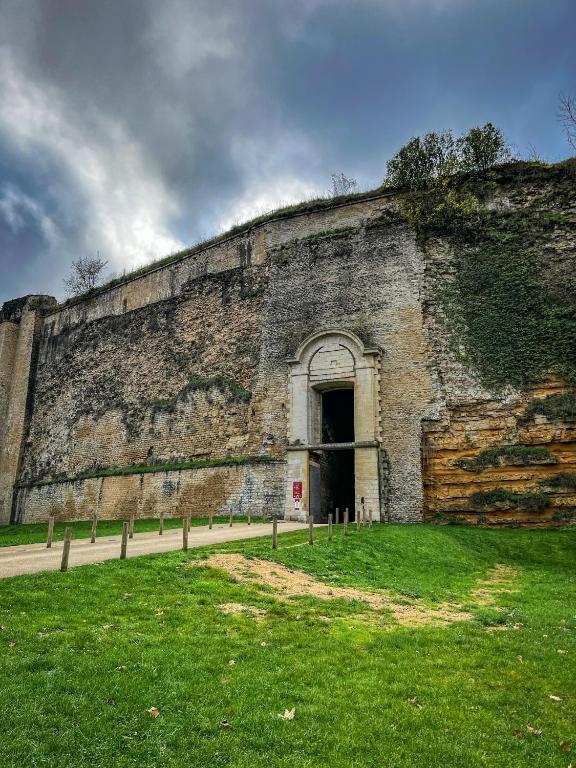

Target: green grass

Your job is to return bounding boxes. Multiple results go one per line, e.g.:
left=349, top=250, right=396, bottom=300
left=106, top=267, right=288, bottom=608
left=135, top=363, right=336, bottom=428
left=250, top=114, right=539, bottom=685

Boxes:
left=0, top=524, right=574, bottom=767
left=0, top=516, right=263, bottom=547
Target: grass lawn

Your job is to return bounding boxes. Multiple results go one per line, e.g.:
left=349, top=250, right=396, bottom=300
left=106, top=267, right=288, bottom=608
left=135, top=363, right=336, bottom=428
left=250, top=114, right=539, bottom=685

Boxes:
left=0, top=524, right=574, bottom=767
left=0, top=515, right=264, bottom=547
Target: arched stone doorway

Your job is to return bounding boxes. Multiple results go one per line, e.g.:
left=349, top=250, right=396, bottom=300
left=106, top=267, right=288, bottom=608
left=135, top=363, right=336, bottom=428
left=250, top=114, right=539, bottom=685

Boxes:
left=285, top=330, right=381, bottom=522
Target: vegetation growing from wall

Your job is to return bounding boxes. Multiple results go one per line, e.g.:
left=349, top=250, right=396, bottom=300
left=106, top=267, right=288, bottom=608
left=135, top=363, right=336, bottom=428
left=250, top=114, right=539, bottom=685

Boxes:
left=524, top=392, right=576, bottom=422
left=402, top=159, right=576, bottom=390
left=149, top=375, right=252, bottom=419
left=539, top=472, right=576, bottom=490
left=469, top=488, right=549, bottom=512
left=456, top=445, right=556, bottom=473
left=552, top=507, right=576, bottom=522
left=23, top=455, right=277, bottom=488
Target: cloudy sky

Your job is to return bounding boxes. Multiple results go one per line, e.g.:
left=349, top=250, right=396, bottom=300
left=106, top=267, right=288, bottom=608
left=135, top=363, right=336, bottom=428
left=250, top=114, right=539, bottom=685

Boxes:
left=0, top=0, right=574, bottom=303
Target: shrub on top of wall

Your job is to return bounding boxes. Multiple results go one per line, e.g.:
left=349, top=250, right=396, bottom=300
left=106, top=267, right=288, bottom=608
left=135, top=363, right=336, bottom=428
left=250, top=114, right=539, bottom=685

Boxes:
left=456, top=445, right=556, bottom=473
left=469, top=488, right=549, bottom=512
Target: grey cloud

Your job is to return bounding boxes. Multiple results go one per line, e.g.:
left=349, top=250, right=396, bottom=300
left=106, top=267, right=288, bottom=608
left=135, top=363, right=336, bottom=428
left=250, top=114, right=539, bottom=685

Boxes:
left=0, top=0, right=574, bottom=302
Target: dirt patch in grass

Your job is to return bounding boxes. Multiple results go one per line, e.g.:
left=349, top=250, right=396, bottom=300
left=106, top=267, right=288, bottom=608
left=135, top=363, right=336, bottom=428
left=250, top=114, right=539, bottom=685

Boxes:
left=218, top=603, right=266, bottom=618
left=470, top=563, right=519, bottom=605
left=197, top=554, right=518, bottom=628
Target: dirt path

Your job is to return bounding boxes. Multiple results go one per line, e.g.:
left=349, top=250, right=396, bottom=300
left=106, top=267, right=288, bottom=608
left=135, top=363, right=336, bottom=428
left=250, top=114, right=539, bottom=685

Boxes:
left=0, top=522, right=307, bottom=579
left=199, top=553, right=519, bottom=628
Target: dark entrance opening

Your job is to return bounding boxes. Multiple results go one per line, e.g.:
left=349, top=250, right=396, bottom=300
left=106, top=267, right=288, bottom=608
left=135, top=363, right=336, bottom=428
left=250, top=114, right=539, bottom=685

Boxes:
left=321, top=388, right=354, bottom=444
left=322, top=449, right=355, bottom=522
left=312, top=387, right=355, bottom=522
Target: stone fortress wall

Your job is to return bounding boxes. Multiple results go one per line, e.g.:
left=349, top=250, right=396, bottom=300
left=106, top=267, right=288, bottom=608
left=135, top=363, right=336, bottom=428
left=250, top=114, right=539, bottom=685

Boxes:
left=1, top=163, right=575, bottom=527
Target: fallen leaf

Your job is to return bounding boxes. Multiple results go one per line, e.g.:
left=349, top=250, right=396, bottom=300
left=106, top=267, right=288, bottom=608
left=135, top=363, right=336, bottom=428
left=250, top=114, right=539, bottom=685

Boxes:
left=516, top=655, right=523, bottom=663
left=115, top=665, right=127, bottom=671
left=278, top=708, right=295, bottom=720
left=37, top=632, right=49, bottom=638
left=526, top=725, right=542, bottom=735
left=219, top=719, right=231, bottom=729
left=123, top=593, right=132, bottom=599
left=228, top=660, right=236, bottom=666
left=560, top=741, right=571, bottom=752
left=219, top=677, right=227, bottom=684
left=8, top=641, right=16, bottom=648
left=147, top=707, right=160, bottom=718
left=549, top=695, right=562, bottom=702
left=106, top=698, right=116, bottom=706
left=558, top=649, right=569, bottom=654
left=102, top=624, right=115, bottom=630
left=407, top=697, right=424, bottom=709
left=155, top=611, right=165, bottom=617
left=514, top=729, right=523, bottom=739
left=260, top=641, right=266, bottom=647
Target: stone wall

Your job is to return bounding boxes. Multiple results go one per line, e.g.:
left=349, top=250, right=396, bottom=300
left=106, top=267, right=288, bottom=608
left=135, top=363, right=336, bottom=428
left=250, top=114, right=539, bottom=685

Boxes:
left=422, top=382, right=576, bottom=526
left=13, top=460, right=285, bottom=524
left=21, top=264, right=270, bottom=484
left=3, top=162, right=575, bottom=526
left=0, top=298, right=57, bottom=523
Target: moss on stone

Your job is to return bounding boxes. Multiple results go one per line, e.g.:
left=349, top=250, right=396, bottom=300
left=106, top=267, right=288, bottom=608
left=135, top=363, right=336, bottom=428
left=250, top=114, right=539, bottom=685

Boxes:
left=457, top=445, right=556, bottom=473
left=23, top=455, right=278, bottom=488
left=539, top=472, right=576, bottom=490
left=469, top=488, right=549, bottom=512
left=524, top=392, right=576, bottom=423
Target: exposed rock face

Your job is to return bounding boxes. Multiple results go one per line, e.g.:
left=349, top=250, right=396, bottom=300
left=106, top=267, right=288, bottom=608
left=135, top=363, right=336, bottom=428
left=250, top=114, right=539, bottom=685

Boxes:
left=1, top=162, right=574, bottom=526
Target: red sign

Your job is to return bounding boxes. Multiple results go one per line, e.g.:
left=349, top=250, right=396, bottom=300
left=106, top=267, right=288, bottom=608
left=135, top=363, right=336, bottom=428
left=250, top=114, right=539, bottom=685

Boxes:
left=292, top=481, right=303, bottom=499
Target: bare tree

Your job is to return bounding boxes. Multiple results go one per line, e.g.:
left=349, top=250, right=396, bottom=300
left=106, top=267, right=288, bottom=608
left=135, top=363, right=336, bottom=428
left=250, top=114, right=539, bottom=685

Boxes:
left=559, top=93, right=576, bottom=150
left=330, top=172, right=358, bottom=197
left=63, top=253, right=108, bottom=295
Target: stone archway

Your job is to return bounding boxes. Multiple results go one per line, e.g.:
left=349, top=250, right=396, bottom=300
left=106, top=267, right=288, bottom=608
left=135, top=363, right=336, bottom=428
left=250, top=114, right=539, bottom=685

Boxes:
left=285, top=330, right=381, bottom=522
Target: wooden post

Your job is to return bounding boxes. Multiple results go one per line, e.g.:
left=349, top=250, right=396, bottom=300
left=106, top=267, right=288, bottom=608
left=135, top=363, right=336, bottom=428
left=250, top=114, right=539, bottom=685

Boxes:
left=120, top=522, right=129, bottom=559
left=247, top=510, right=252, bottom=526
left=344, top=508, right=349, bottom=536
left=335, top=507, right=340, bottom=525
left=272, top=516, right=278, bottom=549
left=46, top=516, right=54, bottom=549
left=129, top=512, right=135, bottom=539
left=328, top=513, right=333, bottom=541
left=159, top=510, right=164, bottom=536
left=60, top=527, right=72, bottom=572
left=369, top=509, right=373, bottom=528
left=90, top=513, right=97, bottom=544
left=308, top=514, right=314, bottom=545
left=209, top=512, right=213, bottom=530
left=356, top=511, right=360, bottom=532
left=229, top=512, right=233, bottom=527
left=183, top=516, right=189, bottom=551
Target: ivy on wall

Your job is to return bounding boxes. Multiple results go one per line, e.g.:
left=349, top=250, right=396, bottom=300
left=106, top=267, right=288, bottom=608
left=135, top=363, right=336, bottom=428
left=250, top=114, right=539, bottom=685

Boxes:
left=402, top=162, right=576, bottom=391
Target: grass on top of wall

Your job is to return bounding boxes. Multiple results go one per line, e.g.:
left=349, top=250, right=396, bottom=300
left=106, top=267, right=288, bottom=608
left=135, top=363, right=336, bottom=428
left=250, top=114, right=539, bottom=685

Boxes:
left=0, top=524, right=574, bottom=768
left=24, top=455, right=279, bottom=488
left=0, top=515, right=265, bottom=548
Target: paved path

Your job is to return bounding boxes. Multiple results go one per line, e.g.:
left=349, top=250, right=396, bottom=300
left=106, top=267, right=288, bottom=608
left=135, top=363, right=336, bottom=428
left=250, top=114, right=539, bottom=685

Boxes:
left=0, top=521, right=308, bottom=579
